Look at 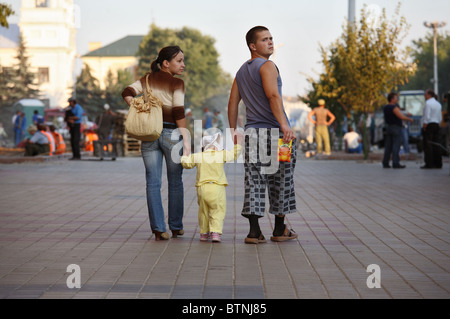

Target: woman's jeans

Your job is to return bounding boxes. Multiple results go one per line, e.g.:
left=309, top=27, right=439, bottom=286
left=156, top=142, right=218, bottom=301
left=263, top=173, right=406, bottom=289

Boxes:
left=141, top=127, right=184, bottom=233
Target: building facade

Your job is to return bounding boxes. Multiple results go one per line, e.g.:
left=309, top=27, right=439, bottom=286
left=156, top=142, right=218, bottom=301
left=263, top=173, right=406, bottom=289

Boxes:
left=0, top=0, right=77, bottom=108
left=81, top=35, right=143, bottom=90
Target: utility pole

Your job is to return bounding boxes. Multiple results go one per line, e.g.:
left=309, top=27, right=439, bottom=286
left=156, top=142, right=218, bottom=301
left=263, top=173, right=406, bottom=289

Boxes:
left=348, top=0, right=356, bottom=24
left=424, top=21, right=447, bottom=96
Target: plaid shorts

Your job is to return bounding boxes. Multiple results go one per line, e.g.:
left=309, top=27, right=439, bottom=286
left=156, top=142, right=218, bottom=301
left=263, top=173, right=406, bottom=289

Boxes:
left=242, top=128, right=297, bottom=217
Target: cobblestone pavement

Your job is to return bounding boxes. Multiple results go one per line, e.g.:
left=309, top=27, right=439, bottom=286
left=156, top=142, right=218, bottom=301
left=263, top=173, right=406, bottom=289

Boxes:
left=0, top=156, right=449, bottom=299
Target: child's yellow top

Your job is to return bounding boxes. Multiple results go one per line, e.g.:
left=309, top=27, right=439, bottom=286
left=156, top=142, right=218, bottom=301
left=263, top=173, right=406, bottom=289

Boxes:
left=181, top=145, right=242, bottom=187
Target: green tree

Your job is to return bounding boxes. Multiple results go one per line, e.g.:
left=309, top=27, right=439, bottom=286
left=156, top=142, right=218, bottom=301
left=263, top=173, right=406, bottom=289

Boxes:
left=137, top=24, right=231, bottom=109
left=104, top=68, right=134, bottom=110
left=302, top=3, right=414, bottom=158
left=9, top=33, right=40, bottom=101
left=402, top=31, right=450, bottom=98
left=74, top=64, right=104, bottom=116
left=0, top=3, right=15, bottom=28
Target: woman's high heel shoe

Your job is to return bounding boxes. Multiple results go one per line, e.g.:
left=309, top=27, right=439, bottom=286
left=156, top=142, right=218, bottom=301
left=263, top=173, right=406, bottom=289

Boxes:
left=153, top=231, right=170, bottom=241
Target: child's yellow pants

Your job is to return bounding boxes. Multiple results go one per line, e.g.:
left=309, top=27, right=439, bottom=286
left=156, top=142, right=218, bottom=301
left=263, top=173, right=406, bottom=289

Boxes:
left=197, top=183, right=226, bottom=234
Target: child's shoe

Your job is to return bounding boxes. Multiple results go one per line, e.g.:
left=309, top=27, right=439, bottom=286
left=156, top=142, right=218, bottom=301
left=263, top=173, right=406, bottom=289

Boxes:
left=211, top=232, right=222, bottom=242
left=200, top=233, right=210, bottom=242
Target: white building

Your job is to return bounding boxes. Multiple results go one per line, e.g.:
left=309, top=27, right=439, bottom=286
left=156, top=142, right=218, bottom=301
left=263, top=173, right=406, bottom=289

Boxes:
left=81, top=35, right=143, bottom=90
left=0, top=0, right=77, bottom=108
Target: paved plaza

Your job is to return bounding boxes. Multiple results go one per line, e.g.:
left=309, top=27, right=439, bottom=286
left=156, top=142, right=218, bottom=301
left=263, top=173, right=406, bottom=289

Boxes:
left=0, top=155, right=449, bottom=299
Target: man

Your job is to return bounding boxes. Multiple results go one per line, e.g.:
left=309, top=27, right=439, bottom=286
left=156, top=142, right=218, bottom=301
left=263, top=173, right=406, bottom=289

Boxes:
left=343, top=127, right=362, bottom=154
left=66, top=98, right=84, bottom=160
left=421, top=89, right=443, bottom=169
left=382, top=92, right=413, bottom=169
left=203, top=107, right=214, bottom=130
left=32, top=110, right=44, bottom=125
left=213, top=109, right=224, bottom=132
left=14, top=112, right=27, bottom=146
left=228, top=26, right=297, bottom=244
left=95, top=104, right=115, bottom=141
left=308, top=99, right=335, bottom=155
left=24, top=124, right=50, bottom=157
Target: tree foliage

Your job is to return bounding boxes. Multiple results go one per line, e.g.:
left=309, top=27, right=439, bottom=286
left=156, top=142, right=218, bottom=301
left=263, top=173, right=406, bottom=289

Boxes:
left=74, top=65, right=134, bottom=117
left=0, top=33, right=39, bottom=106
left=302, top=3, right=414, bottom=118
left=402, top=31, right=450, bottom=97
left=137, top=24, right=231, bottom=109
left=0, top=3, right=15, bottom=28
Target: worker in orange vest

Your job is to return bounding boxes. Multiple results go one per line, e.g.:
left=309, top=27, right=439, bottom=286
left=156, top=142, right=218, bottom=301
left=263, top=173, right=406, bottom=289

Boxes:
left=84, top=128, right=98, bottom=152
left=39, top=124, right=55, bottom=156
left=50, top=125, right=66, bottom=155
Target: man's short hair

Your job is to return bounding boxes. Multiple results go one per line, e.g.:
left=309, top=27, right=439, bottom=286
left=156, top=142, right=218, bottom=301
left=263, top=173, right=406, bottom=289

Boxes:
left=387, top=92, right=398, bottom=102
left=425, top=89, right=436, bottom=99
left=246, top=26, right=269, bottom=49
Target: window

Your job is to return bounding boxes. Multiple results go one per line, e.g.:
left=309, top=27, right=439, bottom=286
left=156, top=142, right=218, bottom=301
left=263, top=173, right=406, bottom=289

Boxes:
left=38, top=68, right=50, bottom=84
left=36, top=0, right=49, bottom=8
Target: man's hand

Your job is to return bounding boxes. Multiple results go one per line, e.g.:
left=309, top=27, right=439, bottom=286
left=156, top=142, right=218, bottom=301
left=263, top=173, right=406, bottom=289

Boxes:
left=281, top=124, right=296, bottom=144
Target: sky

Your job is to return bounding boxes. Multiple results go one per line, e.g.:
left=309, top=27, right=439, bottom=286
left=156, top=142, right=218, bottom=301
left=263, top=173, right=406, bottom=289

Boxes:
left=4, top=0, right=450, bottom=97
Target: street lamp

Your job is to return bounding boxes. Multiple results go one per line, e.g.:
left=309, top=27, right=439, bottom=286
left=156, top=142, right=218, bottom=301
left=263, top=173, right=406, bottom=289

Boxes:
left=348, top=0, right=356, bottom=24
left=424, top=21, right=447, bottom=96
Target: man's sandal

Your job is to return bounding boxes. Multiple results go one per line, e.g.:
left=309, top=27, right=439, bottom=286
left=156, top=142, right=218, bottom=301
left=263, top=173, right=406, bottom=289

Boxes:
left=270, top=226, right=298, bottom=242
left=244, top=234, right=267, bottom=244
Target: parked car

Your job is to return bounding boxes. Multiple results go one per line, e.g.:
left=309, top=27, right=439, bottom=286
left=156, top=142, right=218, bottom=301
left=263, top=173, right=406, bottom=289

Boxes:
left=398, top=90, right=425, bottom=152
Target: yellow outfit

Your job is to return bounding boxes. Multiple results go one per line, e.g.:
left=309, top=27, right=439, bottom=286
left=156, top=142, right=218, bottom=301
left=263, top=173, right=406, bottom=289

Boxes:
left=181, top=145, right=242, bottom=234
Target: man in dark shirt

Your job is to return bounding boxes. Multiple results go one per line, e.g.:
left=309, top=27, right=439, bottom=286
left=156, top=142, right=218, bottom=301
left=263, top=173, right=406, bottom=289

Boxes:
left=382, top=92, right=413, bottom=169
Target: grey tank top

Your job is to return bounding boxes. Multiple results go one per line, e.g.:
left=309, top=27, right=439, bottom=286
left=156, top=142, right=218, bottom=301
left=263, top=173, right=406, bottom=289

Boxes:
left=235, top=58, right=289, bottom=129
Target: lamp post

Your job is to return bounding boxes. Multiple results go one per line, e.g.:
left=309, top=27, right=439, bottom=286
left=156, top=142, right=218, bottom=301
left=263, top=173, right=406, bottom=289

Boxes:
left=348, top=0, right=356, bottom=24
left=424, top=21, right=447, bottom=96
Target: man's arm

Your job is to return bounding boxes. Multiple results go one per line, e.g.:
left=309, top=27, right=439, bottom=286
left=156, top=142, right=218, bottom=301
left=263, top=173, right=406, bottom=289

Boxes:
left=227, top=79, right=241, bottom=144
left=308, top=110, right=316, bottom=125
left=393, top=107, right=413, bottom=123
left=422, top=102, right=430, bottom=130
left=260, top=61, right=295, bottom=143
left=327, top=110, right=336, bottom=126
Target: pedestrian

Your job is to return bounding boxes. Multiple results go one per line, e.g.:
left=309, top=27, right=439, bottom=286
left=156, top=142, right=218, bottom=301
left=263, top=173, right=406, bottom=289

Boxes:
left=49, top=125, right=66, bottom=155
left=421, top=89, right=443, bottom=169
left=32, top=110, right=44, bottom=125
left=24, top=124, right=50, bottom=157
left=14, top=112, right=27, bottom=147
left=382, top=92, right=413, bottom=169
left=308, top=99, right=336, bottom=156
left=0, top=122, right=8, bottom=145
left=228, top=26, right=298, bottom=244
left=12, top=110, right=20, bottom=126
left=181, top=132, right=243, bottom=242
left=122, top=45, right=190, bottom=241
left=65, top=98, right=84, bottom=160
left=213, top=109, right=224, bottom=132
left=203, top=107, right=214, bottom=130
left=399, top=107, right=412, bottom=155
left=343, top=127, right=362, bottom=154
left=95, top=104, right=116, bottom=141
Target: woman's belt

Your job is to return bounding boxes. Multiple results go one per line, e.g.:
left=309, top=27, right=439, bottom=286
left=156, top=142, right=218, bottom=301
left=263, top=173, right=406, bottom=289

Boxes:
left=163, top=123, right=178, bottom=129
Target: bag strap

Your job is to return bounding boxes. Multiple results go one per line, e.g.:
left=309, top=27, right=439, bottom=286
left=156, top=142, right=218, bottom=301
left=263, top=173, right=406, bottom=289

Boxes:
left=143, top=75, right=149, bottom=104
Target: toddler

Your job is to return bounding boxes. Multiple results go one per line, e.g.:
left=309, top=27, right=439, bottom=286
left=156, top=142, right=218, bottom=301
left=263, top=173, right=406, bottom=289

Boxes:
left=181, top=132, right=242, bottom=242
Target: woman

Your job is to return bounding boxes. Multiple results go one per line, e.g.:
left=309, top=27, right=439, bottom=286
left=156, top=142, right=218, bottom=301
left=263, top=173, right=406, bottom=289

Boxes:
left=122, top=46, right=190, bottom=241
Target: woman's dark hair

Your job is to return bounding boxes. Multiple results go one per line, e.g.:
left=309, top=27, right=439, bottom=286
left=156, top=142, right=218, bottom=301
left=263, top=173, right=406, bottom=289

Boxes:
left=150, top=46, right=183, bottom=73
